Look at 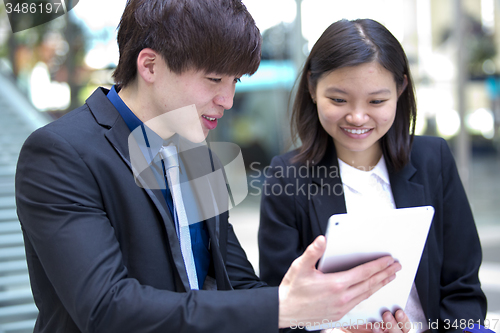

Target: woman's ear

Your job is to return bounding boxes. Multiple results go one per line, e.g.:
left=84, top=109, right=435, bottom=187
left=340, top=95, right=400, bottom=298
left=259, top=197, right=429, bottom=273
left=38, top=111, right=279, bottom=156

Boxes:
left=307, top=71, right=317, bottom=104
left=398, top=75, right=408, bottom=98
left=136, top=48, right=158, bottom=84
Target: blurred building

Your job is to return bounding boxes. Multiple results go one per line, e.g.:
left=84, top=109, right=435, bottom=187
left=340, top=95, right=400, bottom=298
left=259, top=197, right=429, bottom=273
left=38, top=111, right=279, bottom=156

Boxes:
left=213, top=0, right=500, bottom=177
left=3, top=0, right=500, bottom=167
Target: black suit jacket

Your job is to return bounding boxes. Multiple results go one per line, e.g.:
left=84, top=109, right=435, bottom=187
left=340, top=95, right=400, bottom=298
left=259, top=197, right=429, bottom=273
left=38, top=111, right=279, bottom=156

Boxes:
left=258, top=136, right=487, bottom=332
left=16, top=88, right=278, bottom=333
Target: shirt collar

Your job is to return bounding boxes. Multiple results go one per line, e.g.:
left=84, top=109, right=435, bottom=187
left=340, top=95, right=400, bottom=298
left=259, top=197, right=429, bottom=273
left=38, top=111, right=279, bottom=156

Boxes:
left=371, top=157, right=390, bottom=185
left=107, top=85, right=142, bottom=132
left=338, top=156, right=391, bottom=192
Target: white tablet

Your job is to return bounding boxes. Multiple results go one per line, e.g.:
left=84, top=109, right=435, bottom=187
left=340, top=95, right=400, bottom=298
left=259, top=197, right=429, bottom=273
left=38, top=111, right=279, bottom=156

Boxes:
left=307, top=206, right=434, bottom=331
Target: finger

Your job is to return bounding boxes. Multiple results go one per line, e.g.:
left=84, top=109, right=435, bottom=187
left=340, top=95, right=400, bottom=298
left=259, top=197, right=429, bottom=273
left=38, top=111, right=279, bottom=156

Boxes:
left=394, top=309, right=411, bottom=333
left=372, top=322, right=384, bottom=333
left=342, top=261, right=402, bottom=311
left=346, top=325, right=372, bottom=333
left=298, top=235, right=326, bottom=270
left=347, top=260, right=401, bottom=297
left=381, top=311, right=400, bottom=333
left=342, top=256, right=396, bottom=287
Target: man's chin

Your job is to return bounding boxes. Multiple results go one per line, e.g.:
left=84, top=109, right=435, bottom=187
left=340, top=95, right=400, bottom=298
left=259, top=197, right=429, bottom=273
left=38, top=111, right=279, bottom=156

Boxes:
left=181, top=131, right=208, bottom=144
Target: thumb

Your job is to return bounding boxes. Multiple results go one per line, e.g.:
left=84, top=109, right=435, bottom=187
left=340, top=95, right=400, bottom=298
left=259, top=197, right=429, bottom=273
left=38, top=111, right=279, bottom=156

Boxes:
left=300, top=235, right=326, bottom=270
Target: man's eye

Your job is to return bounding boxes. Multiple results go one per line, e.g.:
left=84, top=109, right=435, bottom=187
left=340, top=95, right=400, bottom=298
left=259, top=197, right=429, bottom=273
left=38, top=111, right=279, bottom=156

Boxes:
left=234, top=78, right=241, bottom=83
left=208, top=78, right=222, bottom=83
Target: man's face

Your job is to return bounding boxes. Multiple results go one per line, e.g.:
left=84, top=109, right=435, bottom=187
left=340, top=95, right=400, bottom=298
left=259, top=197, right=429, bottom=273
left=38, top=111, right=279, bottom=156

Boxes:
left=148, top=57, right=241, bottom=142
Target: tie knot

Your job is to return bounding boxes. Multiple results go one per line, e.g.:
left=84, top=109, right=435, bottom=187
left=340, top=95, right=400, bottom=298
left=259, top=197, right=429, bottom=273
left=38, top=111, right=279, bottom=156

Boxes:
left=159, top=145, right=179, bottom=169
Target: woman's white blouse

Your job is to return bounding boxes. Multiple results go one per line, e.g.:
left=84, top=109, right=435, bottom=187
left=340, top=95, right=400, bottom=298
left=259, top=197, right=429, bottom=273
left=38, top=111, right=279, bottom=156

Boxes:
left=338, top=157, right=395, bottom=213
left=336, top=157, right=429, bottom=333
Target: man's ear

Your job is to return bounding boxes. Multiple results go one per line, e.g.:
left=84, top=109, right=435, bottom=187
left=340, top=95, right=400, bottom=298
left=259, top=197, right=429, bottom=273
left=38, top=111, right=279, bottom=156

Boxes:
left=136, top=48, right=158, bottom=84
left=398, top=75, right=408, bottom=98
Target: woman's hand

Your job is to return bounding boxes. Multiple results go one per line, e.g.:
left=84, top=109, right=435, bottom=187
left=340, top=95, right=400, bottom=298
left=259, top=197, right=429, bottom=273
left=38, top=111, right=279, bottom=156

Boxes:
left=372, top=310, right=412, bottom=333
left=323, top=310, right=412, bottom=333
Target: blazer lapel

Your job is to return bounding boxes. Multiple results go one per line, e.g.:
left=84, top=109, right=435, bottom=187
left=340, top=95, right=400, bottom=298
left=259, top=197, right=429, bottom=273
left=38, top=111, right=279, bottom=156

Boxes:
left=205, top=215, right=233, bottom=290
left=310, top=142, right=347, bottom=235
left=86, top=88, right=191, bottom=291
left=388, top=157, right=430, bottom=317
left=388, top=160, right=426, bottom=209
left=179, top=141, right=232, bottom=290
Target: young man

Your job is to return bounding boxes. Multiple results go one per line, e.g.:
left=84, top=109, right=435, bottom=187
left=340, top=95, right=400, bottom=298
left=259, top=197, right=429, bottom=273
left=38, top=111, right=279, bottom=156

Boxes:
left=15, top=1, right=402, bottom=332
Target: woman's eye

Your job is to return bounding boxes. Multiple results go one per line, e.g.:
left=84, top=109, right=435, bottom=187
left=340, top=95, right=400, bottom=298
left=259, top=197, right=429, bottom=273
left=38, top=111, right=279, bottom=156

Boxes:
left=370, top=100, right=386, bottom=105
left=330, top=98, right=346, bottom=103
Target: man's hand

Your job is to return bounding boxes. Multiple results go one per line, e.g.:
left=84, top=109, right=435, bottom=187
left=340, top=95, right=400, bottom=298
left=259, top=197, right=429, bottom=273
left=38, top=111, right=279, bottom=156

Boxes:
left=278, top=235, right=402, bottom=329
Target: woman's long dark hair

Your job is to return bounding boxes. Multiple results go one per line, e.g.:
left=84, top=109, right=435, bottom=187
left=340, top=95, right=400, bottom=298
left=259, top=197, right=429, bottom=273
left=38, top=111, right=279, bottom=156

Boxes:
left=291, top=19, right=416, bottom=172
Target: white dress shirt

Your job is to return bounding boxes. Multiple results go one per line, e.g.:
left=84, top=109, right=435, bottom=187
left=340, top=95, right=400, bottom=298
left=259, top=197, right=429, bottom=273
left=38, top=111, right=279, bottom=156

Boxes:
left=330, top=157, right=429, bottom=333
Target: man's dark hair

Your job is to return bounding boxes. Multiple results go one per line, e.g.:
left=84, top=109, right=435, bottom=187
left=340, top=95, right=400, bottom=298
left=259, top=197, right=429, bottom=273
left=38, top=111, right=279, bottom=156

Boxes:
left=291, top=19, right=416, bottom=172
left=113, top=0, right=262, bottom=87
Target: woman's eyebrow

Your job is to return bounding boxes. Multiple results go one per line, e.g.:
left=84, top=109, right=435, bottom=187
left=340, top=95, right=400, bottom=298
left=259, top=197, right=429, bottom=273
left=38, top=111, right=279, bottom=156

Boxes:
left=368, top=89, right=391, bottom=95
left=325, top=87, right=348, bottom=94
left=324, top=87, right=392, bottom=95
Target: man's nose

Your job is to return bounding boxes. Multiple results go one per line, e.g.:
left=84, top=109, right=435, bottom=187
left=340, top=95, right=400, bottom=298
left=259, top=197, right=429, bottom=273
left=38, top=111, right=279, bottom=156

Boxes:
left=214, top=86, right=235, bottom=110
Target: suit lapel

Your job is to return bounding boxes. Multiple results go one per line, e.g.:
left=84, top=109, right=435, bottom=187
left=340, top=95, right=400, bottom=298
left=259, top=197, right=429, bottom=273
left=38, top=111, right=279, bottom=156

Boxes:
left=180, top=141, right=231, bottom=289
left=205, top=215, right=233, bottom=290
left=311, top=142, right=347, bottom=235
left=86, top=88, right=191, bottom=291
left=388, top=159, right=426, bottom=209
left=388, top=156, right=430, bottom=316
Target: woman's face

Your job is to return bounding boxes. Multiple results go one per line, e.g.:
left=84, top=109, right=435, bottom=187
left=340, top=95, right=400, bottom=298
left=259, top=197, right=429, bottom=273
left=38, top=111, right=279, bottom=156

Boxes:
left=311, top=61, right=402, bottom=166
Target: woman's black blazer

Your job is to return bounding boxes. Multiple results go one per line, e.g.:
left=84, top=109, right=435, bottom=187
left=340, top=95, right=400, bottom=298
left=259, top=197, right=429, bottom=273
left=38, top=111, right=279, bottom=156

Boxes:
left=259, top=136, right=487, bottom=332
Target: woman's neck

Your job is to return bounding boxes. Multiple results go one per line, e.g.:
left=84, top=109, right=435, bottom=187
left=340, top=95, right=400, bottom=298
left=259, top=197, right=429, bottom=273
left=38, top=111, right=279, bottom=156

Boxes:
left=335, top=143, right=383, bottom=171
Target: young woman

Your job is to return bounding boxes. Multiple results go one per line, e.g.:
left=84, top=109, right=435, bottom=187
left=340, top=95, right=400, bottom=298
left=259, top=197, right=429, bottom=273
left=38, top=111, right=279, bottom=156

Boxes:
left=258, top=19, right=487, bottom=332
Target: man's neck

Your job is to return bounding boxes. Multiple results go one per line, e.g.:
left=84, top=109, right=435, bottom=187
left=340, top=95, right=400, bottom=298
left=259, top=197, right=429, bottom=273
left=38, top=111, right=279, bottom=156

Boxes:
left=118, top=82, right=151, bottom=123
left=117, top=83, right=178, bottom=141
